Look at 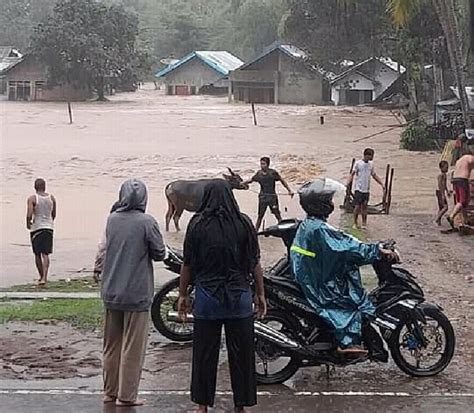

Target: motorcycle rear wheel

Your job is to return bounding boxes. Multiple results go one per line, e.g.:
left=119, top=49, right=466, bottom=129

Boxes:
left=389, top=306, right=455, bottom=377
left=151, top=277, right=194, bottom=342
left=255, top=310, right=301, bottom=385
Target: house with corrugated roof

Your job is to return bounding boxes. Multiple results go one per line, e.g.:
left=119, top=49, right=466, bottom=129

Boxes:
left=0, top=46, right=23, bottom=94
left=3, top=54, right=91, bottom=101
left=331, top=57, right=405, bottom=106
left=155, top=51, right=244, bottom=96
left=229, top=43, right=331, bottom=105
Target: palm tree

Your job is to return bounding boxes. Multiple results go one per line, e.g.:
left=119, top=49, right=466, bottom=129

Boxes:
left=388, top=0, right=472, bottom=128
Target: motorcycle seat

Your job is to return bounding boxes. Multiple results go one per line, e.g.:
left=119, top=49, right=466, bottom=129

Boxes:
left=268, top=275, right=306, bottom=299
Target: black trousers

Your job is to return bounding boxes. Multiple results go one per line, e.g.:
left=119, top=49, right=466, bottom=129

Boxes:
left=191, top=316, right=256, bottom=408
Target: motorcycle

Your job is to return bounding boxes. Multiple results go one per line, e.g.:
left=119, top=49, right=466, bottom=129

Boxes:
left=150, top=219, right=297, bottom=342
left=152, top=220, right=455, bottom=384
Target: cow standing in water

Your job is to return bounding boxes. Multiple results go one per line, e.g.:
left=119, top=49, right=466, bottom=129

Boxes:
left=165, top=169, right=247, bottom=231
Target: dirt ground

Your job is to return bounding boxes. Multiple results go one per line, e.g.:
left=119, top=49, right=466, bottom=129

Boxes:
left=0, top=85, right=473, bottom=391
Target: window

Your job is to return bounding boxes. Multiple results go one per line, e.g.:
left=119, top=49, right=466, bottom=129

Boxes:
left=17, top=81, right=31, bottom=100
left=8, top=81, right=32, bottom=100
left=35, top=81, right=45, bottom=100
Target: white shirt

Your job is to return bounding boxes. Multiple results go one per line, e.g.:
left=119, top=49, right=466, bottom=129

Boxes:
left=354, top=160, right=375, bottom=193
left=31, top=194, right=54, bottom=232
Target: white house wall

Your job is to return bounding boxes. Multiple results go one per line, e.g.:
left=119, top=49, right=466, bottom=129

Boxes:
left=331, top=60, right=402, bottom=105
left=372, top=61, right=399, bottom=98
left=162, top=58, right=222, bottom=88
left=332, top=72, right=374, bottom=105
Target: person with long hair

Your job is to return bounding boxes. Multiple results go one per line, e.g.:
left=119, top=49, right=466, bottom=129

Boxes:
left=178, top=180, right=266, bottom=413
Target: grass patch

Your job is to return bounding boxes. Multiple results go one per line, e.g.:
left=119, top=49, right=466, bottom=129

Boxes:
left=347, top=225, right=366, bottom=241
left=341, top=212, right=367, bottom=242
left=361, top=268, right=378, bottom=291
left=341, top=213, right=378, bottom=289
left=2, top=277, right=99, bottom=293
left=0, top=298, right=103, bottom=330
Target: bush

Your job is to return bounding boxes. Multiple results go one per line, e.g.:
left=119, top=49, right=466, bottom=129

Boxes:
left=400, top=119, right=437, bottom=151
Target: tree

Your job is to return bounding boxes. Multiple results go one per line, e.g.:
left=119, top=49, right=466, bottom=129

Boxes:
left=111, top=0, right=287, bottom=62
left=32, top=0, right=148, bottom=100
left=281, top=0, right=391, bottom=70
left=388, top=0, right=472, bottom=127
left=232, top=0, right=287, bottom=59
left=0, top=0, right=56, bottom=50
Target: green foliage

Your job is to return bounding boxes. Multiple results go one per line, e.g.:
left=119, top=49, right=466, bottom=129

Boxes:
left=0, top=299, right=103, bottom=330
left=114, top=0, right=287, bottom=61
left=32, top=0, right=149, bottom=99
left=0, top=0, right=56, bottom=50
left=2, top=278, right=99, bottom=293
left=387, top=0, right=421, bottom=27
left=282, top=0, right=391, bottom=69
left=400, top=119, right=437, bottom=151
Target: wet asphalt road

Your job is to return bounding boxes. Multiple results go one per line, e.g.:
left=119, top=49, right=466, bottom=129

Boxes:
left=1, top=391, right=473, bottom=413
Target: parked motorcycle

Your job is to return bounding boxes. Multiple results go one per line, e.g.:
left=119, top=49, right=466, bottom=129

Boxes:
left=150, top=219, right=297, bottom=342
left=151, top=247, right=194, bottom=342
left=152, top=220, right=455, bottom=384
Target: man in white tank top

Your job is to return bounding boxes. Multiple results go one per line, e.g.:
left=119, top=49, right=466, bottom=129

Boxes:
left=26, top=178, right=57, bottom=285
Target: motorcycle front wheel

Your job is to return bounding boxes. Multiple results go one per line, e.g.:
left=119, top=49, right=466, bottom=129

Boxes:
left=150, top=277, right=194, bottom=342
left=255, top=310, right=301, bottom=385
left=389, top=306, right=455, bottom=377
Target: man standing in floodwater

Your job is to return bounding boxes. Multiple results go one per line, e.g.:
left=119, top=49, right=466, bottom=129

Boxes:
left=26, top=178, right=56, bottom=286
left=347, top=148, right=385, bottom=230
left=447, top=151, right=474, bottom=229
left=244, top=157, right=294, bottom=230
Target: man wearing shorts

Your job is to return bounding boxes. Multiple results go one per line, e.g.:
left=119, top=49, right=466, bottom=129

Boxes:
left=26, top=178, right=56, bottom=285
left=347, top=148, right=385, bottom=229
left=447, top=152, right=474, bottom=229
left=244, top=157, right=293, bottom=230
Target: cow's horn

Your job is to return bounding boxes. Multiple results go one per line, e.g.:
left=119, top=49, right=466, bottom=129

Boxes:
left=227, top=167, right=236, bottom=176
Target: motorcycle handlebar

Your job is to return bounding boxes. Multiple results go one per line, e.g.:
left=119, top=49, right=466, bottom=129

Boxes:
left=380, top=239, right=397, bottom=251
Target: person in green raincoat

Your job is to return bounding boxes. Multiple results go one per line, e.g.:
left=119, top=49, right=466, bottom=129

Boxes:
left=291, top=178, right=395, bottom=355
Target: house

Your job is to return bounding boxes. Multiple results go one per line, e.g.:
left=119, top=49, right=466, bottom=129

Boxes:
left=229, top=43, right=331, bottom=105
left=331, top=57, right=405, bottom=106
left=155, top=51, right=244, bottom=96
left=0, top=46, right=23, bottom=94
left=3, top=55, right=91, bottom=101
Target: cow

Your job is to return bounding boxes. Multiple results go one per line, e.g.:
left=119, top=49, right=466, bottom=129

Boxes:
left=165, top=168, right=248, bottom=231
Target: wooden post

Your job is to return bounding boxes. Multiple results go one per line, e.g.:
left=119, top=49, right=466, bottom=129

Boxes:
left=382, top=164, right=390, bottom=210
left=67, top=102, right=73, bottom=124
left=343, top=158, right=356, bottom=211
left=386, top=168, right=395, bottom=214
left=349, top=158, right=355, bottom=174
left=228, top=79, right=232, bottom=103
left=251, top=102, right=257, bottom=126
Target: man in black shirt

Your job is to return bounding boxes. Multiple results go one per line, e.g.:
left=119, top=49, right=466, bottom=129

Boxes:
left=244, top=157, right=293, bottom=230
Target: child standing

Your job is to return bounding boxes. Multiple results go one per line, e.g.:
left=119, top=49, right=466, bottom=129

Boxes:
left=347, top=148, right=385, bottom=229
left=435, top=160, right=450, bottom=225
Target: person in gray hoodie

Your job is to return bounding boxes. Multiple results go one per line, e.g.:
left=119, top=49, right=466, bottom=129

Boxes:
left=101, top=179, right=166, bottom=407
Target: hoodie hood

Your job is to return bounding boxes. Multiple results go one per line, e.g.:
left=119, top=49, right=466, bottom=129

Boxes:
left=116, top=179, right=148, bottom=213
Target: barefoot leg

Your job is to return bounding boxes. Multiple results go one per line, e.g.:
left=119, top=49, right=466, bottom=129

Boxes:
left=116, top=398, right=146, bottom=407
left=34, top=254, right=44, bottom=282
left=103, top=395, right=116, bottom=404
left=41, top=254, right=50, bottom=284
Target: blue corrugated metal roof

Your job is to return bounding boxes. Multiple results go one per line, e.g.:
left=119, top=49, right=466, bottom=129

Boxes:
left=155, top=51, right=243, bottom=78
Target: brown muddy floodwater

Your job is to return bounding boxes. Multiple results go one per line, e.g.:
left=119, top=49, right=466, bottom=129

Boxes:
left=1, top=84, right=401, bottom=287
